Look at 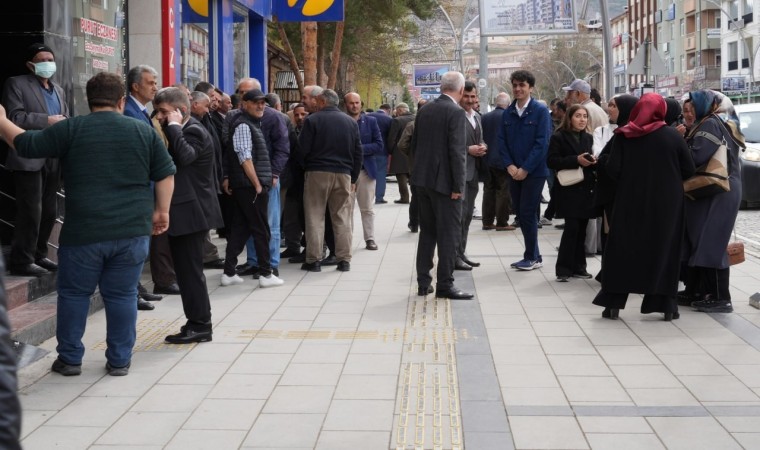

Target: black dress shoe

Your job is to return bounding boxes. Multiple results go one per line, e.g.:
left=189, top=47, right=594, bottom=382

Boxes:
left=203, top=259, right=226, bottom=269
left=375, top=199, right=388, bottom=204
left=408, top=224, right=419, bottom=233
left=280, top=248, right=301, bottom=259
left=301, top=261, right=322, bottom=272
left=602, top=308, right=619, bottom=319
left=289, top=253, right=306, bottom=264
left=418, top=285, right=434, bottom=296
left=664, top=311, right=680, bottom=321
left=366, top=240, right=378, bottom=251
left=165, top=327, right=212, bottom=344
left=154, top=282, right=180, bottom=295
left=462, top=257, right=480, bottom=267
left=35, top=258, right=58, bottom=271
left=336, top=261, right=350, bottom=272
left=139, top=291, right=163, bottom=301
left=9, top=263, right=49, bottom=277
left=236, top=265, right=259, bottom=276
left=454, top=259, right=472, bottom=271
left=321, top=255, right=338, bottom=266
left=572, top=271, right=593, bottom=279
left=394, top=199, right=409, bottom=204
left=137, top=298, right=155, bottom=310
left=436, top=289, right=474, bottom=300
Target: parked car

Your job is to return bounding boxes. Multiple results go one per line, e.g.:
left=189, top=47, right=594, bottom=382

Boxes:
left=735, top=103, right=760, bottom=209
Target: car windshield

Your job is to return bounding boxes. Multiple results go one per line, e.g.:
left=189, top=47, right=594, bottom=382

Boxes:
left=739, top=111, right=760, bottom=143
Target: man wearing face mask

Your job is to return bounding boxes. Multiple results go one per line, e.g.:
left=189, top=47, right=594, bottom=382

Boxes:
left=1, top=43, right=68, bottom=276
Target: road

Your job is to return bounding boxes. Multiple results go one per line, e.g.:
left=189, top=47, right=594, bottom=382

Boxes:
left=737, top=208, right=760, bottom=257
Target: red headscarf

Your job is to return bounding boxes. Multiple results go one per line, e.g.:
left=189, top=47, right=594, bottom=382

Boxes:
left=614, top=93, right=667, bottom=138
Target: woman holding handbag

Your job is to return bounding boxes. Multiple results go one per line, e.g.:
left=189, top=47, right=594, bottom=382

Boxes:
left=546, top=104, right=597, bottom=282
left=682, top=90, right=745, bottom=313
left=591, top=94, right=695, bottom=321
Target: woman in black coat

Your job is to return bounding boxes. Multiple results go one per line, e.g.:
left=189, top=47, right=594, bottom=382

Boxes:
left=592, top=93, right=696, bottom=321
left=546, top=104, right=597, bottom=281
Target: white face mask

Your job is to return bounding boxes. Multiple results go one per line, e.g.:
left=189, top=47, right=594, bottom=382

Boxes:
left=32, top=61, right=57, bottom=79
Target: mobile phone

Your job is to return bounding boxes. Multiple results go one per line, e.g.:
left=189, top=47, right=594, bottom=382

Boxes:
left=582, top=153, right=595, bottom=162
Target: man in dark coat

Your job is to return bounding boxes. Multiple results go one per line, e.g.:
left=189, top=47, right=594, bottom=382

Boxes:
left=481, top=92, right=513, bottom=231
left=0, top=255, right=22, bottom=450
left=368, top=104, right=393, bottom=203
left=2, top=43, right=68, bottom=277
left=410, top=72, right=473, bottom=300
left=154, top=87, right=223, bottom=343
left=387, top=103, right=415, bottom=203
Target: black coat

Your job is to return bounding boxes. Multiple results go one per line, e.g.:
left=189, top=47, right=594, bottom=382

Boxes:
left=164, top=118, right=224, bottom=236
left=387, top=112, right=414, bottom=174
left=0, top=256, right=21, bottom=450
left=546, top=130, right=597, bottom=219
left=601, top=126, right=695, bottom=295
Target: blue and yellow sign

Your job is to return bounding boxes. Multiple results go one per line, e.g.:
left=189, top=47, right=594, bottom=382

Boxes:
left=274, top=0, right=344, bottom=22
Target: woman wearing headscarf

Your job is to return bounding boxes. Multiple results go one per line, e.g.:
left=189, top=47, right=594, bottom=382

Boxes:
left=592, top=93, right=695, bottom=320
left=592, top=94, right=638, bottom=282
left=547, top=104, right=596, bottom=281
left=681, top=90, right=745, bottom=313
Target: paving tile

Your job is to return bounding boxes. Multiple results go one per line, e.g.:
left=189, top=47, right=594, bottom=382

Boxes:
left=20, top=410, right=55, bottom=439
left=596, top=346, right=660, bottom=366
left=244, top=338, right=302, bottom=354
left=678, top=375, right=759, bottom=402
left=19, top=382, right=91, bottom=411
left=491, top=345, right=549, bottom=365
left=523, top=307, right=574, bottom=322
left=95, top=412, right=190, bottom=446
left=271, top=307, right=321, bottom=321
left=208, top=374, right=279, bottom=399
left=182, top=343, right=247, bottom=363
left=183, top=398, right=264, bottom=430
left=716, top=416, right=760, bottom=432
left=460, top=400, right=509, bottom=432
left=725, top=364, right=760, bottom=388
left=228, top=353, right=292, bottom=374
left=487, top=328, right=540, bottom=345
left=280, top=363, right=343, bottom=386
left=312, top=313, right=361, bottom=328
left=531, top=321, right=585, bottom=337
left=495, top=364, right=559, bottom=388
left=132, top=384, right=212, bottom=412
left=502, top=387, right=569, bottom=406
left=334, top=374, right=398, bottom=400
left=547, top=354, right=613, bottom=376
left=558, top=376, right=631, bottom=403
left=627, top=388, right=701, bottom=407
left=46, top=395, right=135, bottom=427
left=610, top=365, right=682, bottom=389
left=21, top=425, right=106, bottom=450
left=460, top=432, right=515, bottom=450
left=577, top=416, right=653, bottom=433
left=158, top=361, right=230, bottom=385
left=314, top=431, right=391, bottom=450
left=703, top=345, right=760, bottom=365
left=347, top=339, right=404, bottom=354
left=585, top=328, right=643, bottom=346
left=342, top=353, right=401, bottom=375
left=243, top=413, right=325, bottom=448
left=263, top=386, right=335, bottom=414
left=280, top=295, right=328, bottom=307
left=165, top=430, right=247, bottom=449
left=638, top=335, right=705, bottom=355
left=733, top=433, right=760, bottom=449
left=585, top=433, right=665, bottom=450
left=322, top=399, right=395, bottom=431
left=482, top=314, right=531, bottom=329
left=647, top=417, right=742, bottom=450
left=539, top=336, right=598, bottom=355
left=509, top=416, right=588, bottom=449
left=292, top=343, right=351, bottom=363
left=659, top=354, right=731, bottom=376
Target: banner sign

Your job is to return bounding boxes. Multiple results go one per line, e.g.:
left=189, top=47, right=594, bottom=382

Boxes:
left=274, top=0, right=344, bottom=22
left=479, top=0, right=577, bottom=36
left=413, top=64, right=450, bottom=87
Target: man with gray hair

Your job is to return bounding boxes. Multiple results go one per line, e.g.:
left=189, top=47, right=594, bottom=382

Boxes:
left=296, top=89, right=362, bottom=272
left=410, top=71, right=472, bottom=300
left=481, top=92, right=514, bottom=231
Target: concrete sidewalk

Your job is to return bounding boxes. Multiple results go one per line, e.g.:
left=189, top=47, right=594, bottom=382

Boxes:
left=16, top=191, right=760, bottom=450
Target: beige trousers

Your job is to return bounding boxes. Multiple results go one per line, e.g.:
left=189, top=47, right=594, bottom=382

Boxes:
left=304, top=171, right=353, bottom=263
left=350, top=170, right=376, bottom=242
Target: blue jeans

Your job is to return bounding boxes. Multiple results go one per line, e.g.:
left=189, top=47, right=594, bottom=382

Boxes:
left=247, top=183, right=280, bottom=268
left=510, top=176, right=545, bottom=261
left=374, top=155, right=388, bottom=202
left=56, top=236, right=150, bottom=367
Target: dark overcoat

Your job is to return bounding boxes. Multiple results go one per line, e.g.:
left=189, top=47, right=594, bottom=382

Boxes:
left=601, top=126, right=695, bottom=295
left=546, top=130, right=597, bottom=219
left=388, top=112, right=414, bottom=174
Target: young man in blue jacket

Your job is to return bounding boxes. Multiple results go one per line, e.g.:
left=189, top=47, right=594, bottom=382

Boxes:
left=498, top=70, right=553, bottom=270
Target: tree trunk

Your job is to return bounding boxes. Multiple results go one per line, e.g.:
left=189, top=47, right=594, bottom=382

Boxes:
left=301, top=21, right=318, bottom=86
left=326, top=21, right=345, bottom=90
left=317, top=27, right=328, bottom=87
left=275, top=18, right=304, bottom=95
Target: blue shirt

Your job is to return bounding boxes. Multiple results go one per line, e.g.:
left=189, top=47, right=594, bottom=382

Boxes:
left=39, top=83, right=61, bottom=116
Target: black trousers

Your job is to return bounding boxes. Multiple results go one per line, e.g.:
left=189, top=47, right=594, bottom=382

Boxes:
left=10, top=165, right=59, bottom=266
left=409, top=185, right=420, bottom=228
left=482, top=167, right=511, bottom=227
left=216, top=193, right=235, bottom=238
left=592, top=292, right=677, bottom=313
left=416, top=187, right=462, bottom=291
left=224, top=187, right=271, bottom=276
left=556, top=217, right=588, bottom=277
left=149, top=233, right=176, bottom=287
left=397, top=173, right=410, bottom=203
left=168, top=230, right=212, bottom=330
left=684, top=266, right=731, bottom=300
left=281, top=186, right=303, bottom=252
left=459, top=179, right=479, bottom=258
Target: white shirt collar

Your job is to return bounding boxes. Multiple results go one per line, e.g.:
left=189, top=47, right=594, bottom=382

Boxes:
left=515, top=97, right=531, bottom=117
left=130, top=95, right=148, bottom=112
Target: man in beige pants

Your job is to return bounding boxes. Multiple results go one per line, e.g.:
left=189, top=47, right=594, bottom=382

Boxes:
left=296, top=89, right=363, bottom=272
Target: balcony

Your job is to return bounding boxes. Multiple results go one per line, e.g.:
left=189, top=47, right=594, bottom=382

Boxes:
left=684, top=33, right=696, bottom=51
left=684, top=0, right=696, bottom=15
left=684, top=30, right=722, bottom=52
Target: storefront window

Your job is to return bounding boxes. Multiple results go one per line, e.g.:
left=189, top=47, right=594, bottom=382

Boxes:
left=65, top=0, right=128, bottom=116
left=182, top=23, right=210, bottom=89
left=233, top=8, right=249, bottom=87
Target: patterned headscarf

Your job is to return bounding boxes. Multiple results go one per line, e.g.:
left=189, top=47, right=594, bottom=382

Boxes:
left=688, top=90, right=745, bottom=148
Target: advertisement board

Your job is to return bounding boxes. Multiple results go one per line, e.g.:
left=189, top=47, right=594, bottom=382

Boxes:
left=274, top=0, right=344, bottom=22
left=413, top=64, right=450, bottom=87
left=722, top=76, right=747, bottom=92
left=479, top=0, right=577, bottom=36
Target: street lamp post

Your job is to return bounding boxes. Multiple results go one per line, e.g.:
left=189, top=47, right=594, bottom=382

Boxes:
left=555, top=61, right=578, bottom=80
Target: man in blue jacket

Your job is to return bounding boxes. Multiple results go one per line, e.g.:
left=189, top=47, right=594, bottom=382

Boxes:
left=345, top=92, right=384, bottom=251
left=368, top=104, right=392, bottom=204
left=498, top=70, right=552, bottom=271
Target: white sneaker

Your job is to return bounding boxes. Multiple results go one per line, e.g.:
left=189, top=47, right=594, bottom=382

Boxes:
left=539, top=217, right=553, bottom=226
left=220, top=274, right=244, bottom=286
left=259, top=274, right=285, bottom=288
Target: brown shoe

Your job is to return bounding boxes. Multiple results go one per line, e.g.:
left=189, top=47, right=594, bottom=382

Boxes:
left=494, top=225, right=516, bottom=231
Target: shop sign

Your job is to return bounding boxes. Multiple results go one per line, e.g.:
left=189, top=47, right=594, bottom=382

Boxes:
left=722, top=76, right=747, bottom=92
left=189, top=41, right=206, bottom=55
left=162, top=0, right=181, bottom=85
left=694, top=65, right=706, bottom=81
left=274, top=0, right=344, bottom=22
left=613, top=63, right=626, bottom=74
left=657, top=75, right=678, bottom=88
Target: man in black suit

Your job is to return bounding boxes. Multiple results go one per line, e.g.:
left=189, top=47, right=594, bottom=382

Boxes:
left=153, top=87, right=223, bottom=344
left=410, top=72, right=473, bottom=300
left=2, top=43, right=68, bottom=276
left=457, top=81, right=486, bottom=271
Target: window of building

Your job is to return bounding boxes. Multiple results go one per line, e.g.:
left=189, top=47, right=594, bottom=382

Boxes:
left=716, top=51, right=721, bottom=67
left=729, top=0, right=739, bottom=20
left=727, top=41, right=738, bottom=70
left=680, top=18, right=685, bottom=35
left=670, top=22, right=674, bottom=39
left=744, top=0, right=753, bottom=23
left=680, top=54, right=685, bottom=72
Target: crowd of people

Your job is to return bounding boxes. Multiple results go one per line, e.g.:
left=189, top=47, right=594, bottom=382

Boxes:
left=0, top=43, right=747, bottom=387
